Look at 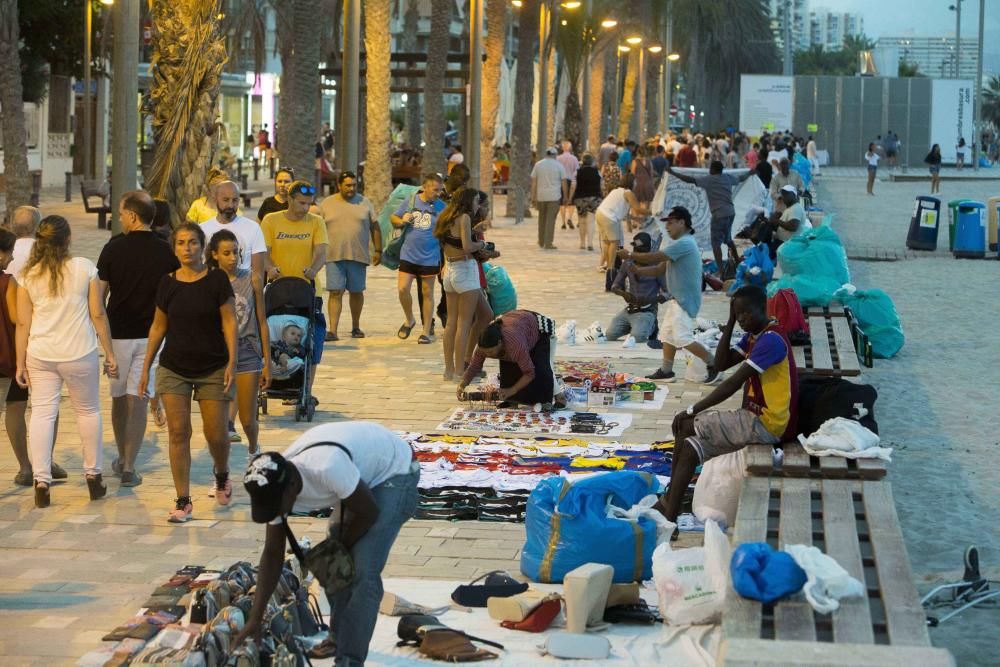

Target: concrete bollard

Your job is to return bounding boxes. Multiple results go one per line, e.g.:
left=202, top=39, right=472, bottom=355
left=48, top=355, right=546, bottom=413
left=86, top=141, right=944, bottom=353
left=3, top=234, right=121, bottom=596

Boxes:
left=65, top=172, right=73, bottom=202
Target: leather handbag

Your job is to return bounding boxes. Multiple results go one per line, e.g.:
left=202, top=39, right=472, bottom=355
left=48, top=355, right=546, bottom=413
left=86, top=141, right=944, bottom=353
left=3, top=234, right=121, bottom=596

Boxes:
left=396, top=614, right=504, bottom=661
left=284, top=522, right=355, bottom=598
left=499, top=598, right=561, bottom=633
left=451, top=571, right=528, bottom=608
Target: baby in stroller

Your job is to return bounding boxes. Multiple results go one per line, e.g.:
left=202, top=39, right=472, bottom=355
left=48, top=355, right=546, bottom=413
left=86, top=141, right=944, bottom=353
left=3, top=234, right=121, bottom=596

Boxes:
left=272, top=323, right=307, bottom=378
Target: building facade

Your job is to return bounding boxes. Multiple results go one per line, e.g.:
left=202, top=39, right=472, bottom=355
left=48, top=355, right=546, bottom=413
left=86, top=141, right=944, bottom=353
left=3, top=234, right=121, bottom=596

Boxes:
left=809, top=8, right=865, bottom=51
left=875, top=36, right=980, bottom=80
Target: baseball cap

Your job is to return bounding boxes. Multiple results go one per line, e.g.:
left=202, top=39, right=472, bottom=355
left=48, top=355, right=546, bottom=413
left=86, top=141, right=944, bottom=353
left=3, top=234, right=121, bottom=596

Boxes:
left=243, top=452, right=293, bottom=523
left=630, top=232, right=653, bottom=252
left=780, top=184, right=797, bottom=194
left=545, top=146, right=559, bottom=155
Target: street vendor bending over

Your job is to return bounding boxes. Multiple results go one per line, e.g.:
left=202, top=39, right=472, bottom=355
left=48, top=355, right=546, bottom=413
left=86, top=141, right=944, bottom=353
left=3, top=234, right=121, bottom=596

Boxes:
left=457, top=309, right=567, bottom=410
left=235, top=421, right=419, bottom=663
left=656, top=285, right=798, bottom=526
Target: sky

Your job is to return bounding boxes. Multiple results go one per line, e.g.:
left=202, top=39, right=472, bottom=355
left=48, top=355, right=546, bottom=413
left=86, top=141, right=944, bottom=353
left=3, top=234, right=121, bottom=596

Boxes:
left=818, top=0, right=1000, bottom=74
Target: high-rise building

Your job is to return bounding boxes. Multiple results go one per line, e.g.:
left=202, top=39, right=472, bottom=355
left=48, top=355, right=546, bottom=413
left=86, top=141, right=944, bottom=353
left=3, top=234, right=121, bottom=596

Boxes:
left=875, top=36, right=979, bottom=80
left=808, top=8, right=865, bottom=51
left=770, top=0, right=811, bottom=52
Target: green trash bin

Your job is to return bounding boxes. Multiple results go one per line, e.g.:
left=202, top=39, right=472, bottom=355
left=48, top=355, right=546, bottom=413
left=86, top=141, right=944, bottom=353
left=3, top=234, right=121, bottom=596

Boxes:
left=948, top=199, right=971, bottom=251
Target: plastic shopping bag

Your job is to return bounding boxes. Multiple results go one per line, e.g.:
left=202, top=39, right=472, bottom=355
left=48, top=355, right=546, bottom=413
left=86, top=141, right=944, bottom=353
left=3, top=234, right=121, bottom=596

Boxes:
left=730, top=542, right=807, bottom=604
left=652, top=519, right=731, bottom=625
left=691, top=448, right=747, bottom=528
left=798, top=417, right=892, bottom=461
left=606, top=494, right=675, bottom=545
left=784, top=544, right=864, bottom=614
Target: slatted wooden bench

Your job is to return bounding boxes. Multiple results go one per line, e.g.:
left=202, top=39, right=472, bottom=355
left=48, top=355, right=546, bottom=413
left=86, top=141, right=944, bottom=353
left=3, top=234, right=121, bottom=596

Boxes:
left=719, top=638, right=955, bottom=666
left=81, top=180, right=112, bottom=230
left=240, top=189, right=263, bottom=208
left=792, top=306, right=863, bottom=377
left=745, top=443, right=887, bottom=480
left=723, top=477, right=937, bottom=653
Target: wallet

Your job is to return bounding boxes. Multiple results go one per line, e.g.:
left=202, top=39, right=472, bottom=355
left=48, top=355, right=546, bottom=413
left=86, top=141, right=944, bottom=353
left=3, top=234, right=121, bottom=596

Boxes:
left=542, top=632, right=611, bottom=659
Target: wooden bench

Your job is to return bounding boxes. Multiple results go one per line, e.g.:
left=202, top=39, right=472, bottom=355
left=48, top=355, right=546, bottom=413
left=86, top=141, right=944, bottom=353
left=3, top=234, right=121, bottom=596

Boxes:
left=81, top=180, right=112, bottom=229
left=745, top=443, right=887, bottom=480
left=240, top=190, right=263, bottom=208
left=719, top=638, right=955, bottom=666
left=723, top=477, right=934, bottom=650
left=792, top=306, right=864, bottom=377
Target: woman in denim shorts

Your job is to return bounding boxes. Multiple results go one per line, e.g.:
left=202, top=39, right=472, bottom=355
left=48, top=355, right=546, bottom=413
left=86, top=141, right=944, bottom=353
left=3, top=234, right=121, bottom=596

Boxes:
left=208, top=229, right=270, bottom=455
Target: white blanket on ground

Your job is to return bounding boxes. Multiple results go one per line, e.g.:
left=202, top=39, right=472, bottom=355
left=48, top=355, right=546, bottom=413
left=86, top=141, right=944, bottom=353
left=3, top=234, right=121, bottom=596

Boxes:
left=313, top=578, right=721, bottom=666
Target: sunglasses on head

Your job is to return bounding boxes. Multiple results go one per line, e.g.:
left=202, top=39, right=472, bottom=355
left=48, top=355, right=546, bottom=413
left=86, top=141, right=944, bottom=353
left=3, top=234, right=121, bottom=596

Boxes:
left=293, top=186, right=317, bottom=196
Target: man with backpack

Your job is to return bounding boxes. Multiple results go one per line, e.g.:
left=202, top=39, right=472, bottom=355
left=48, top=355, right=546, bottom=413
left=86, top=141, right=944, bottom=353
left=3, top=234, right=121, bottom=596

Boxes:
left=655, top=285, right=798, bottom=527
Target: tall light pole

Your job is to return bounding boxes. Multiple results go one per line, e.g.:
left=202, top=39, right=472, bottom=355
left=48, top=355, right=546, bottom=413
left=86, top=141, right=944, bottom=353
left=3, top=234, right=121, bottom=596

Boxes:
left=83, top=0, right=114, bottom=179
left=109, top=0, right=139, bottom=233
left=949, top=0, right=964, bottom=78
left=782, top=0, right=793, bottom=76
left=537, top=1, right=551, bottom=152
left=973, top=0, right=984, bottom=171
left=580, top=0, right=593, bottom=151
left=340, top=0, right=361, bottom=174
left=468, top=0, right=484, bottom=187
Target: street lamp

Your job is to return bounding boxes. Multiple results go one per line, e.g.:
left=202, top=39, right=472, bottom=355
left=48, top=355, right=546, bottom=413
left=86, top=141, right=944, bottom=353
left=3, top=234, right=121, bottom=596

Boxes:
left=560, top=1, right=582, bottom=8
left=667, top=52, right=680, bottom=62
left=949, top=0, right=964, bottom=78
left=600, top=18, right=618, bottom=28
left=83, top=0, right=115, bottom=180
left=626, top=35, right=643, bottom=45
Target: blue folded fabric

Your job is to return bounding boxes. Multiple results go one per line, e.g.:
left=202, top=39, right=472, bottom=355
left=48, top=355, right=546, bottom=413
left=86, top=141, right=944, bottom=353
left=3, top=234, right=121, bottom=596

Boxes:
left=731, top=542, right=807, bottom=604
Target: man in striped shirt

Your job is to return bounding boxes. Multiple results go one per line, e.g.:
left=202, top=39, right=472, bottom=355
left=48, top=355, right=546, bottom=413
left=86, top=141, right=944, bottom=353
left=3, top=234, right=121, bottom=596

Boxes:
left=457, top=310, right=565, bottom=409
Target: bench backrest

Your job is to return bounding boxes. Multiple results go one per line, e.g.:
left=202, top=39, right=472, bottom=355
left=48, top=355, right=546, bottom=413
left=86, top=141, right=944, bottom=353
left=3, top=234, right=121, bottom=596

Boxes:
left=81, top=180, right=110, bottom=212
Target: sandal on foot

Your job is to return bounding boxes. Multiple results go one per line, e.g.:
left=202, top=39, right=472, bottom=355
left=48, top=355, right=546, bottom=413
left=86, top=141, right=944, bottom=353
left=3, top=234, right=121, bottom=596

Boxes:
left=111, top=458, right=123, bottom=477
left=397, top=322, right=416, bottom=339
left=308, top=638, right=338, bottom=660
left=34, top=482, right=50, bottom=508
left=351, top=328, right=365, bottom=338
left=150, top=403, right=167, bottom=429
left=417, top=334, right=432, bottom=344
left=87, top=474, right=107, bottom=501
left=324, top=332, right=340, bottom=342
left=120, top=471, right=143, bottom=487
left=51, top=463, right=68, bottom=480
left=14, top=470, right=32, bottom=487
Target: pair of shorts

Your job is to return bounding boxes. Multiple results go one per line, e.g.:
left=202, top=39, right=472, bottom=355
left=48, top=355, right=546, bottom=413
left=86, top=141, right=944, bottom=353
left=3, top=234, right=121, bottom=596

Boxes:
left=867, top=165, right=877, bottom=173
left=574, top=196, right=601, bottom=215
left=710, top=214, right=735, bottom=250
left=398, top=259, right=440, bottom=277
left=155, top=365, right=235, bottom=402
left=687, top=409, right=780, bottom=463
left=659, top=300, right=697, bottom=348
left=236, top=337, right=264, bottom=374
left=109, top=338, right=157, bottom=398
left=595, top=211, right=623, bottom=242
left=929, top=165, right=940, bottom=175
left=441, top=258, right=481, bottom=294
left=561, top=179, right=574, bottom=205
left=325, top=260, right=367, bottom=292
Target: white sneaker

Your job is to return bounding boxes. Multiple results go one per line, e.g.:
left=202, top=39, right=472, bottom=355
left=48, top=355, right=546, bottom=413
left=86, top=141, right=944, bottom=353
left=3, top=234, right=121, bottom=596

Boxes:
left=622, top=335, right=636, bottom=349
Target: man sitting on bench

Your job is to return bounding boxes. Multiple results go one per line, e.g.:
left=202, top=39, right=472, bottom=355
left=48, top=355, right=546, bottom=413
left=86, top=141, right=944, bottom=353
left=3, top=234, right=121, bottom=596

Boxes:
left=656, top=285, right=799, bottom=526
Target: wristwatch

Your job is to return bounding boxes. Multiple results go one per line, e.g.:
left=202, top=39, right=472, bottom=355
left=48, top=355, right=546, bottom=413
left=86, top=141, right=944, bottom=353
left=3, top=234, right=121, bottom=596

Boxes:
left=686, top=405, right=696, bottom=416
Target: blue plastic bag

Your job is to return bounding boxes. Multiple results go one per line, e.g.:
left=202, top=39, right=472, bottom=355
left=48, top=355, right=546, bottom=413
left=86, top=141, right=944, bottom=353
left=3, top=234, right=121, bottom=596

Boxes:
left=730, top=542, right=807, bottom=604
left=728, top=243, right=774, bottom=295
left=521, top=471, right=661, bottom=583
left=483, top=263, right=517, bottom=315
left=833, top=286, right=905, bottom=358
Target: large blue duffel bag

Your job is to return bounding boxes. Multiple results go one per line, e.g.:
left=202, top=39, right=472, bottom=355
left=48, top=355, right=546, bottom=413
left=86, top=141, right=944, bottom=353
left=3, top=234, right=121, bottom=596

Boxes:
left=521, top=471, right=662, bottom=584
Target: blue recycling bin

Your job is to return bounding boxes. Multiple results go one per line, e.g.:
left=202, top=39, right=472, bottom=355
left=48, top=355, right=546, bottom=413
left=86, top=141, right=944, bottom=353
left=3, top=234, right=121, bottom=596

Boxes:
left=906, top=196, right=941, bottom=251
left=953, top=201, right=987, bottom=259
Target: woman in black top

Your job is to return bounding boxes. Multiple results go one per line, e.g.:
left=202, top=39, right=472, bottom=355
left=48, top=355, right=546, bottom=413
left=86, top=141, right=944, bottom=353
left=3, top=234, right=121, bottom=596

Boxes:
left=139, top=222, right=237, bottom=524
left=573, top=153, right=603, bottom=251
left=925, top=144, right=942, bottom=194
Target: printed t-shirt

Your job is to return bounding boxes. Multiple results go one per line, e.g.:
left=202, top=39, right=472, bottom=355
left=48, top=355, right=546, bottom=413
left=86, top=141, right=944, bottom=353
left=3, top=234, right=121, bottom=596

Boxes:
left=661, top=234, right=702, bottom=317
left=735, top=326, right=798, bottom=438
left=155, top=268, right=234, bottom=377
left=19, top=257, right=98, bottom=362
left=201, top=215, right=267, bottom=272
left=320, top=193, right=377, bottom=263
left=776, top=202, right=811, bottom=242
left=269, top=421, right=414, bottom=523
left=230, top=268, right=260, bottom=352
left=97, top=231, right=180, bottom=339
left=693, top=173, right=739, bottom=218
left=261, top=211, right=329, bottom=278
left=394, top=195, right=445, bottom=267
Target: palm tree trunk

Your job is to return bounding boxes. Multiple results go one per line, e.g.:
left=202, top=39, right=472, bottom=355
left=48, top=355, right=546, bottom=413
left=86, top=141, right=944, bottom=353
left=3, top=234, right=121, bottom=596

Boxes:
left=587, top=50, right=605, bottom=151
left=277, top=0, right=322, bottom=184
left=146, top=0, right=227, bottom=219
left=403, top=0, right=422, bottom=149
left=480, top=0, right=507, bottom=198
left=617, top=50, right=638, bottom=139
left=506, top=0, right=538, bottom=218
left=0, top=0, right=31, bottom=221
left=423, top=0, right=451, bottom=175
left=564, top=89, right=582, bottom=153
left=364, top=0, right=392, bottom=210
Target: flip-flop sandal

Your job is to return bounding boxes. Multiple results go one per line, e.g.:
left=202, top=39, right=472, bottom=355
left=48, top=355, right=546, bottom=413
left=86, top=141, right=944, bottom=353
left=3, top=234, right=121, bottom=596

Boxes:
left=417, top=335, right=432, bottom=344
left=325, top=332, right=340, bottom=342
left=351, top=328, right=366, bottom=338
left=307, top=638, right=338, bottom=660
left=151, top=403, right=167, bottom=429
left=398, top=322, right=415, bottom=339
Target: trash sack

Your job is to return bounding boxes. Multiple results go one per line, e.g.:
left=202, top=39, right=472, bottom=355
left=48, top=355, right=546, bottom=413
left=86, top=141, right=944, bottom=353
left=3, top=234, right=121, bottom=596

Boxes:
left=766, top=273, right=843, bottom=307
left=784, top=544, right=865, bottom=614
left=730, top=542, right=807, bottom=604
left=684, top=354, right=708, bottom=382
left=521, top=471, right=662, bottom=584
left=728, top=243, right=774, bottom=295
left=692, top=448, right=747, bottom=528
left=483, top=263, right=517, bottom=316
left=652, top=519, right=731, bottom=625
left=774, top=226, right=850, bottom=285
left=605, top=494, right=675, bottom=545
left=376, top=184, right=420, bottom=251
left=832, top=285, right=904, bottom=358
left=791, top=152, right=813, bottom=191
left=797, top=417, right=893, bottom=461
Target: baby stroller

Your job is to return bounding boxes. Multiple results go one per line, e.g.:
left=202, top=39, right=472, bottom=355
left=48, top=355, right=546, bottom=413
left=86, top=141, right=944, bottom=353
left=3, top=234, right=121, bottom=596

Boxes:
left=259, top=277, right=325, bottom=422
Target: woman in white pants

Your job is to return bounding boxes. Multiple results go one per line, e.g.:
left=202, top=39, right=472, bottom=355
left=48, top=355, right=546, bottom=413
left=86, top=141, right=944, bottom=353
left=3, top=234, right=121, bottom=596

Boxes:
left=15, top=216, right=118, bottom=508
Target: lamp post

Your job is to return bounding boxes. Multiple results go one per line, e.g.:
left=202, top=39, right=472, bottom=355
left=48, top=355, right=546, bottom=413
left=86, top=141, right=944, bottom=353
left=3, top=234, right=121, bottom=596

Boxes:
left=580, top=0, right=592, bottom=151
left=949, top=0, right=964, bottom=78
left=973, top=0, right=984, bottom=171
left=109, top=0, right=139, bottom=233
left=83, top=0, right=114, bottom=180
left=340, top=0, right=361, bottom=174
left=537, top=1, right=551, bottom=152
left=611, top=45, right=629, bottom=134
left=468, top=0, right=483, bottom=187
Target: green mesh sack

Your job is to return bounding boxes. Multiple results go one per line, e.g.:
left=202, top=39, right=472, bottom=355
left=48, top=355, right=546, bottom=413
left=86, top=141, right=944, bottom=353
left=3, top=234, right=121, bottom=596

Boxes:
left=775, top=226, right=850, bottom=286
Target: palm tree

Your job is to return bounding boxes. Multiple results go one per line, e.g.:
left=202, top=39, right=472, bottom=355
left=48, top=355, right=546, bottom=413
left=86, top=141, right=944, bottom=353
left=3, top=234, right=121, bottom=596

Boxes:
left=480, top=0, right=508, bottom=194
left=586, top=47, right=606, bottom=150
left=673, top=0, right=777, bottom=130
left=506, top=0, right=539, bottom=218
left=553, top=7, right=588, bottom=150
left=403, top=0, right=422, bottom=149
left=0, top=0, right=31, bottom=222
left=364, top=0, right=392, bottom=209
left=145, top=0, right=228, bottom=220
left=423, top=0, right=452, bottom=175
left=617, top=49, right=638, bottom=139
left=275, top=0, right=323, bottom=183
left=982, top=76, right=1000, bottom=131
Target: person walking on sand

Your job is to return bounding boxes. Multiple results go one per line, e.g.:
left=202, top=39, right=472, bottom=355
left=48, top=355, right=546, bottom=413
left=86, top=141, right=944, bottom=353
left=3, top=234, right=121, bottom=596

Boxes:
left=925, top=144, right=942, bottom=194
left=864, top=143, right=879, bottom=195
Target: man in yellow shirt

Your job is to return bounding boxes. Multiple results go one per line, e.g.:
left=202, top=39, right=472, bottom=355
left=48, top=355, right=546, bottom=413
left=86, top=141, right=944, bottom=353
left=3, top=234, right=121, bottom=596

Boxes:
left=261, top=181, right=329, bottom=283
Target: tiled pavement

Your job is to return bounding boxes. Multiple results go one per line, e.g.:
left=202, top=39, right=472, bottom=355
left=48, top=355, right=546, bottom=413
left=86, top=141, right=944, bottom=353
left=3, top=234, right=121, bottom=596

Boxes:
left=0, top=186, right=734, bottom=664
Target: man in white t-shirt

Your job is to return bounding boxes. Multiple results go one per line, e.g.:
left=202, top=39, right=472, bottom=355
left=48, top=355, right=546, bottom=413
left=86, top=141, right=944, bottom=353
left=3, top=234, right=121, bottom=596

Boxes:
left=774, top=185, right=812, bottom=242
left=200, top=181, right=269, bottom=280
left=238, top=421, right=418, bottom=663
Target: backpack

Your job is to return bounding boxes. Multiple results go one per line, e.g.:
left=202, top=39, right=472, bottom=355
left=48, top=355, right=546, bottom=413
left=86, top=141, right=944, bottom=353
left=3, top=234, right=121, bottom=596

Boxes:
left=380, top=190, right=421, bottom=271
left=767, top=288, right=809, bottom=340
left=796, top=377, right=878, bottom=437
